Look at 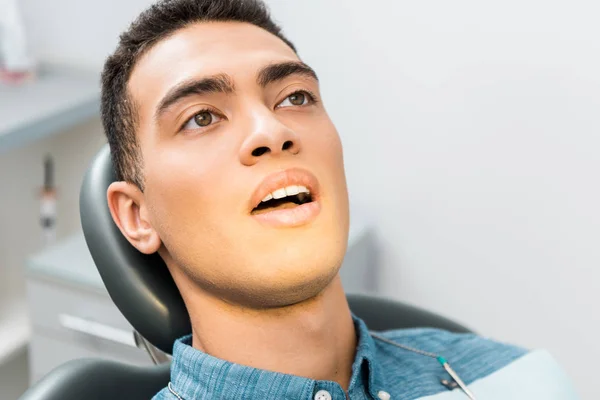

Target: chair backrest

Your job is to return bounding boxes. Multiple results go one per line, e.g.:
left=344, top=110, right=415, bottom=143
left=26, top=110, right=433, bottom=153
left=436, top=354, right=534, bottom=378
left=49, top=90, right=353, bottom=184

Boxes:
left=79, top=145, right=472, bottom=355
left=20, top=359, right=170, bottom=400
left=80, top=145, right=189, bottom=353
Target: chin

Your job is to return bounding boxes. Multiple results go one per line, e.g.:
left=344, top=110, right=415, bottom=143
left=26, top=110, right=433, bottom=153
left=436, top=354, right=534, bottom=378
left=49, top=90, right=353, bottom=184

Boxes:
left=227, top=256, right=343, bottom=309
left=170, top=213, right=349, bottom=309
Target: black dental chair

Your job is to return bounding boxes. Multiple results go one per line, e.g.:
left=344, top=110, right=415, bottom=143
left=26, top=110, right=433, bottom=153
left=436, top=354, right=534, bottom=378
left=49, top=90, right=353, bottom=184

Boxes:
left=20, top=145, right=472, bottom=400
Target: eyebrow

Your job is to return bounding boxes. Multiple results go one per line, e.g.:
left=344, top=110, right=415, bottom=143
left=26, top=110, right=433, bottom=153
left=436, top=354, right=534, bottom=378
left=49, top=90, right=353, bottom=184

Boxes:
left=153, top=62, right=318, bottom=120
left=154, top=74, right=235, bottom=120
left=257, top=61, right=319, bottom=87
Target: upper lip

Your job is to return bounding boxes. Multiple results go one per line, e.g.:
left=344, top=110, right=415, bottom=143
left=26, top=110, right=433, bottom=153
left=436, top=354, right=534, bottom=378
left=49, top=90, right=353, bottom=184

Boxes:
left=249, top=168, right=320, bottom=212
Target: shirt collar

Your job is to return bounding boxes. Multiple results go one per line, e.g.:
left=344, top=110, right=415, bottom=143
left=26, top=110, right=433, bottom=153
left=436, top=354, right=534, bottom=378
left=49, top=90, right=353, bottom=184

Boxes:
left=168, top=315, right=387, bottom=400
left=350, top=316, right=387, bottom=398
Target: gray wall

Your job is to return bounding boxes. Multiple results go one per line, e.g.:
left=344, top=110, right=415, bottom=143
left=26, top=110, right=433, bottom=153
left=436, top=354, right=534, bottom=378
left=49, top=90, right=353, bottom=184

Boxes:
left=266, top=1, right=599, bottom=398
left=0, top=118, right=106, bottom=306
left=20, top=0, right=151, bottom=72
left=14, top=0, right=600, bottom=397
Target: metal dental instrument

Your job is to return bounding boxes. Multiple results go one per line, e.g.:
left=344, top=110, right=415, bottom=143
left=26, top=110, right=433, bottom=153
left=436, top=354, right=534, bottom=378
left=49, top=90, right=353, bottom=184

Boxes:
left=370, top=332, right=478, bottom=400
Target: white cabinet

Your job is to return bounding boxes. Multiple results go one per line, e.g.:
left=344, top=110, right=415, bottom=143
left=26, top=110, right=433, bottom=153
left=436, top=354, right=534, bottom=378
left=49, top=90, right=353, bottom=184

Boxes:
left=25, top=235, right=153, bottom=384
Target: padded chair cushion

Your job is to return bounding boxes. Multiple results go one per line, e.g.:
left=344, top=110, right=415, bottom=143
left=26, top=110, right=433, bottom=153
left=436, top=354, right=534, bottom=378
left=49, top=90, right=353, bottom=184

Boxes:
left=348, top=294, right=471, bottom=333
left=19, top=359, right=170, bottom=400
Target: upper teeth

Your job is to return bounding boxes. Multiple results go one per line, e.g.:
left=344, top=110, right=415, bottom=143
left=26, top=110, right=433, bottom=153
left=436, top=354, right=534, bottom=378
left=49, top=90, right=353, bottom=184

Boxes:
left=262, top=185, right=310, bottom=202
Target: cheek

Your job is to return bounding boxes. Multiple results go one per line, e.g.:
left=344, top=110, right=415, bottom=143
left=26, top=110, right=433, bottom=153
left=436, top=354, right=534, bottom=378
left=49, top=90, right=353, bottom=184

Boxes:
left=316, top=121, right=349, bottom=217
left=143, top=145, right=235, bottom=247
left=311, top=120, right=346, bottom=183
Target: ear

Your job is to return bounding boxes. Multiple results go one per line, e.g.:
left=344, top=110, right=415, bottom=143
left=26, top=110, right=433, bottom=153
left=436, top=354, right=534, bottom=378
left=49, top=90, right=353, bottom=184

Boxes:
left=106, top=181, right=162, bottom=254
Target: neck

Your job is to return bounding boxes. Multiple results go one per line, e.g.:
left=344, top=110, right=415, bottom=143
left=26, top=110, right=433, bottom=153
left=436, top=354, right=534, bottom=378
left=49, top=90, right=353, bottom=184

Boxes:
left=185, top=275, right=356, bottom=390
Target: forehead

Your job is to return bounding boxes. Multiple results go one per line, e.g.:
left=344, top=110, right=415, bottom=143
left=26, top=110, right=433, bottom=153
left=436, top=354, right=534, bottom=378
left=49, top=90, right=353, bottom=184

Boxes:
left=128, top=21, right=299, bottom=105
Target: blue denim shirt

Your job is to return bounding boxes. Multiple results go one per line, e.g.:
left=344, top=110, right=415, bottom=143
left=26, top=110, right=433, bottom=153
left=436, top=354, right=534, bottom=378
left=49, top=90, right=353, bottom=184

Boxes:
left=153, top=316, right=557, bottom=400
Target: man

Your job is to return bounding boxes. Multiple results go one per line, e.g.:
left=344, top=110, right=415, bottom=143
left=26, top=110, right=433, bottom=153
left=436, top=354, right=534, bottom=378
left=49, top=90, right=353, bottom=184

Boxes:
left=101, top=0, right=579, bottom=398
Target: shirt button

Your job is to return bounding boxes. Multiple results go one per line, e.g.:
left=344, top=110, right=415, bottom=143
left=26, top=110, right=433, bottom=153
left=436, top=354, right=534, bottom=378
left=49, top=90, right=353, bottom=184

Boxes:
left=314, top=389, right=332, bottom=400
left=377, top=390, right=391, bottom=400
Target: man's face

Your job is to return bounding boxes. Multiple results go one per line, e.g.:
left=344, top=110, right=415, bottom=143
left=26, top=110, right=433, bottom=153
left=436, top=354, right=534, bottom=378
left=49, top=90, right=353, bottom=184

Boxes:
left=127, top=21, right=349, bottom=307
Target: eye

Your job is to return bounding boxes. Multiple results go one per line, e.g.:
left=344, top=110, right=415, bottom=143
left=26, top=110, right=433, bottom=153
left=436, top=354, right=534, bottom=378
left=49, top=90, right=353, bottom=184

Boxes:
left=181, top=110, right=223, bottom=131
left=277, top=90, right=315, bottom=108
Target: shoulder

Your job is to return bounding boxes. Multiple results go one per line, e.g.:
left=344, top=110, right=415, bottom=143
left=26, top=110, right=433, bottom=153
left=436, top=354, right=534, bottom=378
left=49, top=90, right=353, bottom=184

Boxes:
left=381, top=327, right=527, bottom=359
left=375, top=328, right=580, bottom=399
left=374, top=328, right=528, bottom=385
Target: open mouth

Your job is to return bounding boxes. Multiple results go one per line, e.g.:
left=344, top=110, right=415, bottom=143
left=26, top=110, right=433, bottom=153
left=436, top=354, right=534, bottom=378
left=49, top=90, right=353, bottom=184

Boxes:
left=251, top=186, right=314, bottom=215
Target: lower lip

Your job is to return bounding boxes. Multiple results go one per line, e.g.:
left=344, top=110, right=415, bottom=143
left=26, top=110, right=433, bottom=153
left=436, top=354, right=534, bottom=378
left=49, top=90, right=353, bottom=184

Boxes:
left=252, top=201, right=321, bottom=228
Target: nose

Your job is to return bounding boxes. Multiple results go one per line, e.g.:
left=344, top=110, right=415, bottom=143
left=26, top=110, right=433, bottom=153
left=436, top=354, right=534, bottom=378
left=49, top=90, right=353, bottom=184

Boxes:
left=239, top=108, right=301, bottom=166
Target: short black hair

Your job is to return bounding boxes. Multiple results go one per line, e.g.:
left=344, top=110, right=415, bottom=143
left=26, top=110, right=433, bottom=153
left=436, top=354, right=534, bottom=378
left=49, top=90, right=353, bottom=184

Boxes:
left=101, top=0, right=296, bottom=190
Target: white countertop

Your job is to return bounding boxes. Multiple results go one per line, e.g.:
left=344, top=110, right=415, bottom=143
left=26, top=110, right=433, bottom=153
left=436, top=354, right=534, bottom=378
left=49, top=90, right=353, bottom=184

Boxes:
left=26, top=233, right=104, bottom=291
left=0, top=66, right=100, bottom=154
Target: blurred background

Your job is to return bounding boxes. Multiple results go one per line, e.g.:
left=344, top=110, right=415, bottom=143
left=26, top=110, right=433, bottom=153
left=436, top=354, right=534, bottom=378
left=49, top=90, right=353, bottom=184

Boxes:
left=0, top=0, right=598, bottom=398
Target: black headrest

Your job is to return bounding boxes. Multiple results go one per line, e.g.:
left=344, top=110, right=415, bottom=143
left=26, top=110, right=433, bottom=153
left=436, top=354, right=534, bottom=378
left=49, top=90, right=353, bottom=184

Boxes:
left=79, top=145, right=190, bottom=354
